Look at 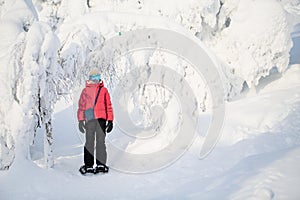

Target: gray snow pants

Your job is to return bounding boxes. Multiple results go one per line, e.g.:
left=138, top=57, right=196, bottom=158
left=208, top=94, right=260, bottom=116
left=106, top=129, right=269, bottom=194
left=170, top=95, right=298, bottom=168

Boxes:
left=84, top=118, right=107, bottom=167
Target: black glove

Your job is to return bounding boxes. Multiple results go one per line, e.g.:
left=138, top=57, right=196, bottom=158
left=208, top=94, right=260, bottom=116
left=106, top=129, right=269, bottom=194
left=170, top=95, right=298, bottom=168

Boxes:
left=106, top=120, right=113, bottom=133
left=78, top=120, right=86, bottom=133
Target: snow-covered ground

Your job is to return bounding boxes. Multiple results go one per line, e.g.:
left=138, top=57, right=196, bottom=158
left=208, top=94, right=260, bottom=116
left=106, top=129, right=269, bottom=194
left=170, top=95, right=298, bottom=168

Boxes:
left=0, top=64, right=300, bottom=199
left=1, top=0, right=300, bottom=199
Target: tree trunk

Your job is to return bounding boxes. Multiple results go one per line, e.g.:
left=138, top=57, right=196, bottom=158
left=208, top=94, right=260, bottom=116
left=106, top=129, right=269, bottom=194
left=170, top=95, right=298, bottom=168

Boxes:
left=44, top=119, right=54, bottom=168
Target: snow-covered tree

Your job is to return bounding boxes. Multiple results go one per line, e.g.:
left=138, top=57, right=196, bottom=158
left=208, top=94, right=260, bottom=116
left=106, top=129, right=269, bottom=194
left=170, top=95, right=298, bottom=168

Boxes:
left=0, top=0, right=65, bottom=169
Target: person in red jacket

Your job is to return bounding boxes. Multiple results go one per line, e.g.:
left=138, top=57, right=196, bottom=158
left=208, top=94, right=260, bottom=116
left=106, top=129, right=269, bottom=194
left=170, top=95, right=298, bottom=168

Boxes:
left=77, top=68, right=114, bottom=174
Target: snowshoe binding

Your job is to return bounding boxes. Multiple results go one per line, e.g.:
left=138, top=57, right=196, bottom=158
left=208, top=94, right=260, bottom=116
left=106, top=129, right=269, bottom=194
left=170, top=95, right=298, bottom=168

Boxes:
left=94, top=164, right=109, bottom=174
left=79, top=165, right=94, bottom=175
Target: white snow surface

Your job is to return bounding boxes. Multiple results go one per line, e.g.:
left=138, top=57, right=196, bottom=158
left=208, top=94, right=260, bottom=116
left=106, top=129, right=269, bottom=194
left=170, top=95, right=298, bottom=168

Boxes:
left=1, top=64, right=300, bottom=199
left=0, top=0, right=300, bottom=199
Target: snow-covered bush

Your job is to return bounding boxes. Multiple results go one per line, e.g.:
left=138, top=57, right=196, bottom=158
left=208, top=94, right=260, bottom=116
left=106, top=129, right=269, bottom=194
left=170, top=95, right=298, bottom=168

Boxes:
left=209, top=0, right=294, bottom=88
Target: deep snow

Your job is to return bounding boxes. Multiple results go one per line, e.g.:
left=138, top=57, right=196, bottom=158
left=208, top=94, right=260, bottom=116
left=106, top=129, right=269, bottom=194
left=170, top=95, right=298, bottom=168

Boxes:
left=1, top=0, right=300, bottom=199
left=1, top=64, right=300, bottom=199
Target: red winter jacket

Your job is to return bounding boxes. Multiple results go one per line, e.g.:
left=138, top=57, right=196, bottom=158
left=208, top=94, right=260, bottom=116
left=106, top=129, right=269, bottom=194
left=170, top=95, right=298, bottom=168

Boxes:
left=77, top=81, right=114, bottom=121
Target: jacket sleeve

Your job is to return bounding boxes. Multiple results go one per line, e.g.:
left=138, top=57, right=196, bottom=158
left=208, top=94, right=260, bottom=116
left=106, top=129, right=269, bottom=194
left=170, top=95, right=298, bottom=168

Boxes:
left=77, top=88, right=86, bottom=121
left=105, top=88, right=114, bottom=121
